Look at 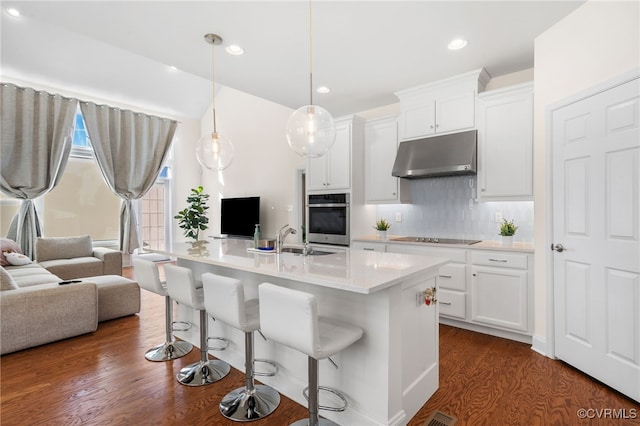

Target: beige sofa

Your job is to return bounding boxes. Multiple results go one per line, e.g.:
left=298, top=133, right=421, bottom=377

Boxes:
left=0, top=238, right=139, bottom=355
left=35, top=236, right=122, bottom=280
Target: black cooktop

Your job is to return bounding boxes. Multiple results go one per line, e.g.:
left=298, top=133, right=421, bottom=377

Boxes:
left=390, top=236, right=481, bottom=245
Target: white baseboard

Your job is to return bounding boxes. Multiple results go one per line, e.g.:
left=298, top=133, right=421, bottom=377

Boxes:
left=531, top=335, right=553, bottom=358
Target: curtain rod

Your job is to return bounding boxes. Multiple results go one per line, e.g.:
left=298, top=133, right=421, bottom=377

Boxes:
left=1, top=82, right=182, bottom=125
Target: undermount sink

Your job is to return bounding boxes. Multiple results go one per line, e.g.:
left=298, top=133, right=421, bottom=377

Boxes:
left=281, top=247, right=333, bottom=256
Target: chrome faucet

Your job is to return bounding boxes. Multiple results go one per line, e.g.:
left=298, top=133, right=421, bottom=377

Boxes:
left=275, top=224, right=297, bottom=253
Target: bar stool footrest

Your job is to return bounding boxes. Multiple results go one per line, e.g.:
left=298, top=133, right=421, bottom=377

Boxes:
left=207, top=336, right=229, bottom=351
left=302, top=386, right=348, bottom=412
left=254, top=358, right=278, bottom=377
left=172, top=320, right=191, bottom=332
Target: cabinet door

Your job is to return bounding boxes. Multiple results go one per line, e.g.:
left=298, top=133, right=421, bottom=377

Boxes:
left=307, top=155, right=328, bottom=190
left=365, top=117, right=400, bottom=203
left=326, top=123, right=351, bottom=190
left=477, top=84, right=533, bottom=200
left=471, top=265, right=528, bottom=332
left=399, top=101, right=435, bottom=140
left=435, top=91, right=475, bottom=134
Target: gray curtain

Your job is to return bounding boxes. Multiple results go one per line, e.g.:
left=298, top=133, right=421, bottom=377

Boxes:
left=0, top=83, right=77, bottom=258
left=79, top=102, right=177, bottom=253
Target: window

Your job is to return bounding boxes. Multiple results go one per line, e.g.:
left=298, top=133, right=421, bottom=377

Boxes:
left=138, top=166, right=172, bottom=251
left=40, top=109, right=174, bottom=250
left=71, top=107, right=93, bottom=158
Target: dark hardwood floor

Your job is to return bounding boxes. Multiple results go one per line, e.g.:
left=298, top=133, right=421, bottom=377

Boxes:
left=1, top=266, right=638, bottom=425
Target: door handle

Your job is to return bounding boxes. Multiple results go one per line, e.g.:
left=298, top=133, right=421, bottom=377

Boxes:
left=551, top=243, right=566, bottom=253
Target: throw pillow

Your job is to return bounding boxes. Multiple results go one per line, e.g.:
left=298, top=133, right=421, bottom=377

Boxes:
left=0, top=238, right=22, bottom=266
left=0, top=266, right=19, bottom=291
left=4, top=251, right=31, bottom=266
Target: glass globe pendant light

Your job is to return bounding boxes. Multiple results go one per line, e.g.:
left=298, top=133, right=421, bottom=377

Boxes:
left=286, top=0, right=336, bottom=158
left=196, top=33, right=234, bottom=171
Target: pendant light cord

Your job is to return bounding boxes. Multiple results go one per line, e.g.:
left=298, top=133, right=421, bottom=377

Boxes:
left=211, top=41, right=218, bottom=133
left=308, top=0, right=313, bottom=106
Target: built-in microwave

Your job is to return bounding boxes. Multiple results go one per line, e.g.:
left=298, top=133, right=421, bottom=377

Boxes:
left=307, top=193, right=349, bottom=246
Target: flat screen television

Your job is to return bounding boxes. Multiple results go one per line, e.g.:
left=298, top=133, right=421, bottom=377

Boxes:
left=220, top=196, right=260, bottom=238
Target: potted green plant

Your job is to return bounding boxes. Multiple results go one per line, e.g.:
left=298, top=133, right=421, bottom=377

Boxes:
left=174, top=186, right=210, bottom=242
left=499, top=218, right=518, bottom=247
left=374, top=218, right=391, bottom=240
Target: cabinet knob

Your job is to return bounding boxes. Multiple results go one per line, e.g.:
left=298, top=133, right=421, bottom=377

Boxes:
left=392, top=192, right=396, bottom=196
left=430, top=125, right=434, bottom=129
left=435, top=124, right=439, bottom=128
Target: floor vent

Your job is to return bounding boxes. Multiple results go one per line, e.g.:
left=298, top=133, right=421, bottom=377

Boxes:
left=423, top=410, right=457, bottom=426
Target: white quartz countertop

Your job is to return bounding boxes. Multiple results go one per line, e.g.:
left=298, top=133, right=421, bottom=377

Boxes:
left=353, top=235, right=535, bottom=253
left=151, top=239, right=448, bottom=294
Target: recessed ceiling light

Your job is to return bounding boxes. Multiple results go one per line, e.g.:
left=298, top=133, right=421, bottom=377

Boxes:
left=316, top=86, right=330, bottom=94
left=226, top=45, right=244, bottom=55
left=6, top=8, right=21, bottom=17
left=168, top=65, right=178, bottom=71
left=448, top=38, right=467, bottom=50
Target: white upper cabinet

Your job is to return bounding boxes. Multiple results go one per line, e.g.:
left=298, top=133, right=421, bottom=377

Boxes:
left=364, top=116, right=410, bottom=203
left=395, top=68, right=490, bottom=141
left=307, top=116, right=364, bottom=192
left=476, top=82, right=534, bottom=201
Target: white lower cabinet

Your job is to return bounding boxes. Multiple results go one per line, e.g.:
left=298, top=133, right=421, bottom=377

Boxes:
left=354, top=240, right=534, bottom=342
left=471, top=250, right=531, bottom=334
left=471, top=265, right=528, bottom=332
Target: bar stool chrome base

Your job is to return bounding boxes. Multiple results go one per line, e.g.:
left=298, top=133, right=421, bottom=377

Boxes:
left=144, top=340, right=193, bottom=362
left=176, top=359, right=230, bottom=386
left=220, top=384, right=281, bottom=421
left=290, top=419, right=339, bottom=426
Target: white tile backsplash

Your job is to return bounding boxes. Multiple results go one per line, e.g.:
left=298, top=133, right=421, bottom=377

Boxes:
left=375, top=176, right=533, bottom=242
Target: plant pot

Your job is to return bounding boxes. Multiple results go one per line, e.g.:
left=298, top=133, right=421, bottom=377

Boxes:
left=377, top=230, right=387, bottom=240
left=501, top=235, right=513, bottom=247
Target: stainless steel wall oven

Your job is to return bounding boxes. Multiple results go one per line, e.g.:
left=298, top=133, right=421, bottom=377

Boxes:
left=307, top=193, right=349, bottom=246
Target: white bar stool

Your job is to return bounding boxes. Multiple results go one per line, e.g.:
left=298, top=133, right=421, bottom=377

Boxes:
left=258, top=283, right=363, bottom=426
left=202, top=273, right=281, bottom=422
left=164, top=264, right=231, bottom=386
left=132, top=258, right=193, bottom=361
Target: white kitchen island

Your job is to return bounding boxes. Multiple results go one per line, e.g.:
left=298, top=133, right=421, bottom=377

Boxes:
left=151, top=239, right=448, bottom=426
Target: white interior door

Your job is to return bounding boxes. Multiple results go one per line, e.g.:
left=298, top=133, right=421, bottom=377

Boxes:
left=552, top=77, right=640, bottom=402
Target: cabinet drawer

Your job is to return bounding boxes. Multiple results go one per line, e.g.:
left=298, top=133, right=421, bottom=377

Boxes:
left=351, top=242, right=385, bottom=252
left=439, top=289, right=465, bottom=319
left=438, top=263, right=466, bottom=291
left=472, top=251, right=527, bottom=269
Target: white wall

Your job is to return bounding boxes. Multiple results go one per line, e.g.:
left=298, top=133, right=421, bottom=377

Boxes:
left=532, top=0, right=640, bottom=346
left=196, top=84, right=302, bottom=240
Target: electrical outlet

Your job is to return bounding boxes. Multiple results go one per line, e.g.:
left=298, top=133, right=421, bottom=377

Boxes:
left=416, top=291, right=424, bottom=306
left=494, top=211, right=503, bottom=223
left=395, top=212, right=402, bottom=222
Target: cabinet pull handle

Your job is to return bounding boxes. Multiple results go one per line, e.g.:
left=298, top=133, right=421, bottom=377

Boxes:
left=489, top=258, right=507, bottom=263
left=439, top=274, right=452, bottom=279
left=440, top=302, right=452, bottom=306
left=363, top=248, right=375, bottom=251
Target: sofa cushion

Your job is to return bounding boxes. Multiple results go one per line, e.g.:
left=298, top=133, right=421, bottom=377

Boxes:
left=36, top=236, right=93, bottom=262
left=38, top=257, right=103, bottom=281
left=0, top=238, right=22, bottom=266
left=4, top=264, right=62, bottom=288
left=0, top=266, right=18, bottom=291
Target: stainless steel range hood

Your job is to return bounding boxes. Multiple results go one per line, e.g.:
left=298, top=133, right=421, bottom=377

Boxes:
left=391, top=130, right=477, bottom=178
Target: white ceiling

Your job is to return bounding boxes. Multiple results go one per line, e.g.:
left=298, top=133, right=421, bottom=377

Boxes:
left=1, top=1, right=584, bottom=119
